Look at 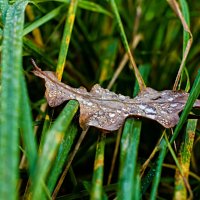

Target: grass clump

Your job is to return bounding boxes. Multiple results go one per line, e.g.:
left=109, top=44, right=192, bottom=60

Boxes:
left=0, top=0, right=200, bottom=199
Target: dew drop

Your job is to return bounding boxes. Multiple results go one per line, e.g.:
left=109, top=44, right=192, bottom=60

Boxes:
left=145, top=107, right=156, bottom=114
left=168, top=97, right=173, bottom=101
left=146, top=114, right=155, bottom=119
left=98, top=110, right=104, bottom=115
left=49, top=92, right=54, bottom=97
left=171, top=103, right=178, bottom=108
left=119, top=94, right=126, bottom=100
left=138, top=104, right=146, bottom=110
left=87, top=102, right=93, bottom=106
left=109, top=113, right=115, bottom=118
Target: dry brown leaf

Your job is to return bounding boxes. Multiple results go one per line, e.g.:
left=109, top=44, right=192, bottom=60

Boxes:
left=33, top=66, right=200, bottom=131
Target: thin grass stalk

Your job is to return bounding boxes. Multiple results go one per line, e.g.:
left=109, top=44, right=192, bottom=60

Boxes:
left=19, top=73, right=38, bottom=175
left=23, top=5, right=64, bottom=36
left=167, top=0, right=193, bottom=90
left=47, top=123, right=78, bottom=193
left=109, top=0, right=146, bottom=91
left=177, top=0, right=190, bottom=91
left=52, top=127, right=89, bottom=199
left=149, top=71, right=200, bottom=199
left=107, top=128, right=122, bottom=185
left=149, top=137, right=168, bottom=200
left=90, top=133, right=106, bottom=200
left=31, top=100, right=79, bottom=200
left=170, top=71, right=200, bottom=144
left=56, top=0, right=79, bottom=81
left=173, top=119, right=197, bottom=200
left=25, top=5, right=44, bottom=45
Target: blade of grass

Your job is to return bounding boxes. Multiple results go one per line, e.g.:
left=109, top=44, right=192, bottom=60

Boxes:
left=167, top=0, right=193, bottom=90
left=177, top=0, right=190, bottom=91
left=173, top=119, right=197, bottom=200
left=56, top=0, right=79, bottom=81
left=107, top=1, right=142, bottom=90
left=141, top=162, right=157, bottom=197
left=23, top=37, right=56, bottom=68
left=133, top=165, right=141, bottom=200
left=78, top=0, right=112, bottom=17
left=47, top=123, right=78, bottom=193
left=109, top=0, right=146, bottom=91
left=149, top=137, right=168, bottom=200
left=39, top=109, right=51, bottom=151
left=19, top=73, right=38, bottom=175
left=52, top=127, right=89, bottom=199
left=99, top=39, right=118, bottom=84
left=31, top=100, right=79, bottom=200
left=107, top=128, right=122, bottom=185
left=0, top=1, right=28, bottom=200
left=149, top=71, right=200, bottom=200
left=90, top=133, right=106, bottom=200
left=164, top=133, right=193, bottom=199
left=0, top=0, right=8, bottom=22
left=170, top=70, right=200, bottom=143
left=117, top=64, right=150, bottom=200
left=117, top=119, right=141, bottom=200
left=23, top=5, right=65, bottom=36
left=25, top=5, right=44, bottom=46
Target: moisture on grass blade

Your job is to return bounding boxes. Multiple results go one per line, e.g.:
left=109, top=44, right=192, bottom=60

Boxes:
left=90, top=133, right=106, bottom=200
left=0, top=1, right=28, bottom=200
left=47, top=123, right=78, bottom=193
left=174, top=119, right=197, bottom=200
left=31, top=100, right=79, bottom=200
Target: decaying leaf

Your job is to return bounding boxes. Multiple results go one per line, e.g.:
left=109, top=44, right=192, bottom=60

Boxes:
left=32, top=66, right=200, bottom=131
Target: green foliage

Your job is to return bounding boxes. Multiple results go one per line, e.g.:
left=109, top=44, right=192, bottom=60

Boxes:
left=0, top=0, right=200, bottom=199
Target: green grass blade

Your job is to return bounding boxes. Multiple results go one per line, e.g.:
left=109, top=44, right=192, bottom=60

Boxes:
left=180, top=0, right=190, bottom=54
left=141, top=163, right=157, bottom=196
left=19, top=73, right=38, bottom=175
left=149, top=137, right=167, bottom=200
left=117, top=119, right=141, bottom=200
left=178, top=0, right=190, bottom=89
left=0, top=1, right=28, bottom=199
left=56, top=0, right=79, bottom=81
left=39, top=110, right=51, bottom=151
left=32, top=100, right=79, bottom=200
left=133, top=166, right=141, bottom=200
left=78, top=0, right=112, bottom=17
left=117, top=64, right=150, bottom=200
left=99, top=39, right=118, bottom=84
left=109, top=0, right=145, bottom=90
left=174, top=119, right=197, bottom=199
left=0, top=0, right=8, bottom=22
left=23, top=37, right=56, bottom=68
left=170, top=70, right=200, bottom=143
left=90, top=134, right=106, bottom=200
left=47, top=123, right=78, bottom=193
left=133, top=64, right=151, bottom=97
left=150, top=71, right=200, bottom=200
left=23, top=5, right=65, bottom=36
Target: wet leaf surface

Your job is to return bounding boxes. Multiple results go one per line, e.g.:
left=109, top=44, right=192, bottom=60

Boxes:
left=33, top=66, right=200, bottom=131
